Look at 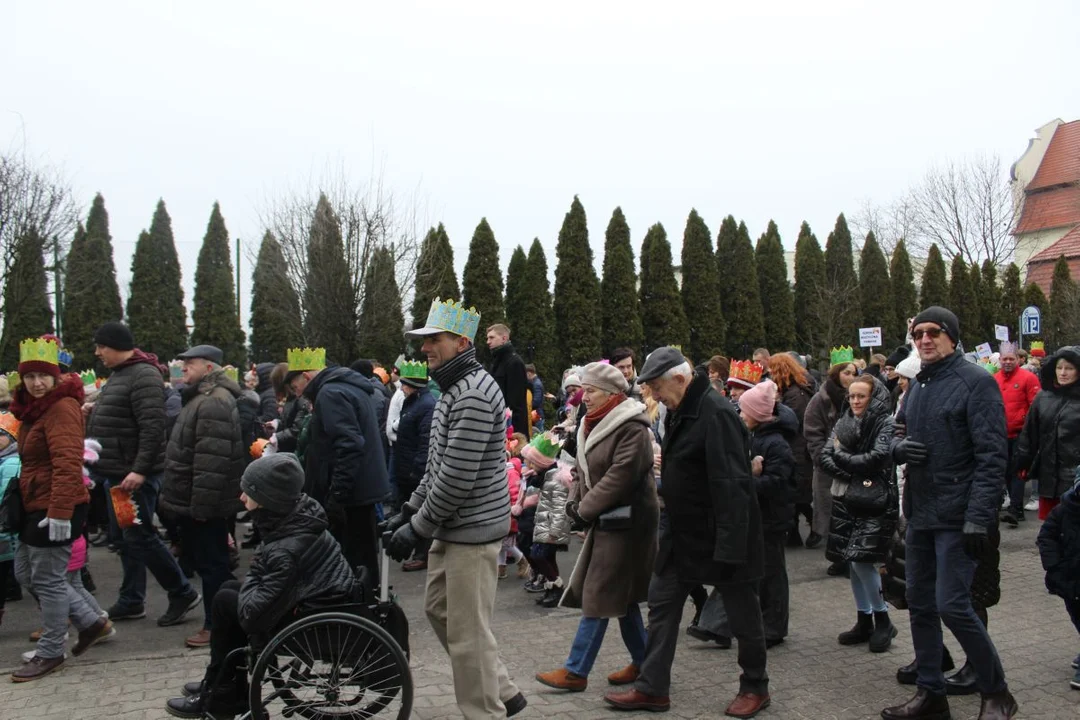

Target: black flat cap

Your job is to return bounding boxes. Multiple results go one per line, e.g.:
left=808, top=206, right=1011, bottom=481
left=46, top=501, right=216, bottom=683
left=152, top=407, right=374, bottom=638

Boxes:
left=636, top=347, right=688, bottom=384
left=176, top=345, right=224, bottom=365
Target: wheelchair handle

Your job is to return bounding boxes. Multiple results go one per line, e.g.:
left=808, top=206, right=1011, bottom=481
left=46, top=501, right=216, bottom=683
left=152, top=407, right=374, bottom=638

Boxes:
left=380, top=531, right=392, bottom=603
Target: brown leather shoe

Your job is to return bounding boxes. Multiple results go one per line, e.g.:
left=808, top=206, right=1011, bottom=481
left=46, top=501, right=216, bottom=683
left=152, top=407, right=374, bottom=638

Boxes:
left=880, top=688, right=951, bottom=720
left=603, top=688, right=670, bottom=712
left=607, top=664, right=640, bottom=686
left=11, top=654, right=64, bottom=682
left=978, top=690, right=1018, bottom=720
left=725, top=692, right=771, bottom=718
left=72, top=618, right=115, bottom=656
left=401, top=559, right=428, bottom=572
left=185, top=628, right=211, bottom=648
left=535, top=667, right=587, bottom=692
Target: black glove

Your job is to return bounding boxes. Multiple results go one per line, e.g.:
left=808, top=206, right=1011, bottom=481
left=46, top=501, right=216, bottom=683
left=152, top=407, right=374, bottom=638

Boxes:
left=892, top=439, right=928, bottom=466
left=565, top=501, right=588, bottom=532
left=387, top=523, right=419, bottom=562
left=962, top=529, right=988, bottom=560
left=378, top=504, right=416, bottom=534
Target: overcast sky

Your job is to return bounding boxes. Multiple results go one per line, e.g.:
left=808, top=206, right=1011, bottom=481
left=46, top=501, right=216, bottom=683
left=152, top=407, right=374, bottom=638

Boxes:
left=6, top=1, right=1080, bottom=332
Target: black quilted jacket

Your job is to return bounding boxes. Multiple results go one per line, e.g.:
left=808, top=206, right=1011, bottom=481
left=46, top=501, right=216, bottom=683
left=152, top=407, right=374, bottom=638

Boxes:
left=1016, top=346, right=1080, bottom=500
left=86, top=360, right=166, bottom=477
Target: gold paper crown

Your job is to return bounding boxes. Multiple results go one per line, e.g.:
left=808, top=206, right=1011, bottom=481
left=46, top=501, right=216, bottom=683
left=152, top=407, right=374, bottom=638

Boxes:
left=728, top=360, right=764, bottom=385
left=397, top=360, right=428, bottom=381
left=830, top=346, right=855, bottom=366
left=5, top=371, right=20, bottom=389
left=287, top=347, right=327, bottom=372
left=19, top=337, right=60, bottom=366
left=424, top=298, right=481, bottom=339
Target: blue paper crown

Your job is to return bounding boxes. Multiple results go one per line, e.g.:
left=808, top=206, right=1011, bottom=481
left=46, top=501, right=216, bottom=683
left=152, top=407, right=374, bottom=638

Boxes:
left=57, top=349, right=74, bottom=367
left=425, top=297, right=481, bottom=339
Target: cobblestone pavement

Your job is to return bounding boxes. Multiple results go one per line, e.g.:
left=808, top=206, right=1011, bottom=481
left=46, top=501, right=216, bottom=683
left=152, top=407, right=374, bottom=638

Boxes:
left=1, top=518, right=1077, bottom=719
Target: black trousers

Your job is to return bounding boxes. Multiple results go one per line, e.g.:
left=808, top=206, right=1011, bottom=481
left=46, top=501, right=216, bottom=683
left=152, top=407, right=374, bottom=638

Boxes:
left=205, top=580, right=248, bottom=688
left=699, top=533, right=789, bottom=641
left=328, top=503, right=380, bottom=587
left=636, top=562, right=768, bottom=697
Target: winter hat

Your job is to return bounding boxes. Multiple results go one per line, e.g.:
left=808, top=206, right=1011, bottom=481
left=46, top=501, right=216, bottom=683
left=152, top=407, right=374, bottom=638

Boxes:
left=911, top=306, right=960, bottom=344
left=738, top=379, right=778, bottom=424
left=581, top=361, right=629, bottom=395
left=885, top=345, right=911, bottom=369
left=92, top=322, right=135, bottom=352
left=895, top=354, right=922, bottom=380
left=240, top=453, right=305, bottom=514
left=561, top=372, right=582, bottom=393
left=521, top=432, right=561, bottom=470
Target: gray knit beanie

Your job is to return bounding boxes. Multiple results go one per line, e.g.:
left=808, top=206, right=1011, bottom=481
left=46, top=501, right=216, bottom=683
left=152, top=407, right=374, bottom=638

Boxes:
left=240, top=454, right=305, bottom=514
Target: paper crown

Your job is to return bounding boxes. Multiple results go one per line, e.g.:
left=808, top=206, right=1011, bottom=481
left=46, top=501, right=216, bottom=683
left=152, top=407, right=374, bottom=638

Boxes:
left=80, top=370, right=97, bottom=388
left=249, top=438, right=270, bottom=459
left=168, top=360, right=184, bottom=380
left=728, top=360, right=764, bottom=386
left=0, top=411, right=21, bottom=440
left=19, top=337, right=60, bottom=366
left=525, top=432, right=563, bottom=460
left=830, top=346, right=855, bottom=366
left=39, top=334, right=72, bottom=366
left=979, top=360, right=999, bottom=375
left=1029, top=341, right=1046, bottom=358
left=5, top=371, right=20, bottom=389
left=287, top=347, right=327, bottom=372
left=423, top=298, right=481, bottom=339
left=223, top=366, right=239, bottom=384
left=397, top=360, right=428, bottom=381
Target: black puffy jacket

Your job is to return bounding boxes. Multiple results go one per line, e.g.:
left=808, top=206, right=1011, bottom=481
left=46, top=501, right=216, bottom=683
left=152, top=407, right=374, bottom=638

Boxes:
left=238, top=494, right=355, bottom=640
left=86, top=356, right=166, bottom=478
left=1037, top=479, right=1080, bottom=601
left=751, top=403, right=798, bottom=536
left=275, top=394, right=312, bottom=454
left=393, top=387, right=435, bottom=496
left=898, top=350, right=1006, bottom=532
left=779, top=382, right=814, bottom=505
left=255, top=363, right=280, bottom=423
left=1016, top=346, right=1080, bottom=500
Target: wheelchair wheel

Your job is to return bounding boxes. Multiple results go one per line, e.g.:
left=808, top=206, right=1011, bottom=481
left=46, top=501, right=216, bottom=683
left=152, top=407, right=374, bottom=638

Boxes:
left=250, top=612, right=412, bottom=719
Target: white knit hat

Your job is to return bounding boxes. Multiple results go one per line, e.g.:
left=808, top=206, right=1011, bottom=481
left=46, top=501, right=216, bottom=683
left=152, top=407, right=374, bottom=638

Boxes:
left=896, top=354, right=922, bottom=380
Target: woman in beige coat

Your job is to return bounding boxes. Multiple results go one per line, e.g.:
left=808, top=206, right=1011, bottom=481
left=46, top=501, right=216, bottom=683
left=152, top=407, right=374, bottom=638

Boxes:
left=535, top=362, right=659, bottom=693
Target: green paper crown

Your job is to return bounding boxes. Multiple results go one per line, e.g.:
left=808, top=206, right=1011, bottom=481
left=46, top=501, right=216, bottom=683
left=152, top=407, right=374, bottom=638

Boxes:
left=397, top=360, right=428, bottom=381
left=168, top=360, right=183, bottom=380
left=424, top=297, right=481, bottom=339
left=830, top=346, right=855, bottom=366
left=5, top=371, right=20, bottom=389
left=80, top=370, right=97, bottom=387
left=223, top=366, right=239, bottom=383
left=981, top=361, right=999, bottom=375
left=526, top=432, right=563, bottom=460
left=287, top=347, right=327, bottom=372
left=19, top=337, right=59, bottom=366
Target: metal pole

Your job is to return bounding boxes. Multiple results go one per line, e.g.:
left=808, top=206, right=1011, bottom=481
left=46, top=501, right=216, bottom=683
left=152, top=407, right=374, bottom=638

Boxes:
left=236, top=237, right=241, bottom=321
left=54, top=239, right=63, bottom=337
left=1018, top=312, right=1023, bottom=351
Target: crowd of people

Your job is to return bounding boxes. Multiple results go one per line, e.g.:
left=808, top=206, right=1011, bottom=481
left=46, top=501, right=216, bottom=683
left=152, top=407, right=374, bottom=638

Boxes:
left=0, top=298, right=1078, bottom=720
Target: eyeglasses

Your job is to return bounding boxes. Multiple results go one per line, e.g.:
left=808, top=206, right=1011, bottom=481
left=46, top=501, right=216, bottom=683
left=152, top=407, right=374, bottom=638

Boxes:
left=912, top=327, right=944, bottom=341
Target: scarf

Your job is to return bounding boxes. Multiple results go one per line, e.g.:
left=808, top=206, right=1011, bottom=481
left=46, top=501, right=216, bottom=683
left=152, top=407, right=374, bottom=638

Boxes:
left=9, top=374, right=86, bottom=426
left=583, top=394, right=625, bottom=437
left=824, top=378, right=847, bottom=413
left=430, top=346, right=481, bottom=390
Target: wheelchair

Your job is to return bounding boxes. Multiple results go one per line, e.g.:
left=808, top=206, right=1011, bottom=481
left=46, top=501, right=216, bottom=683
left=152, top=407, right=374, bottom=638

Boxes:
left=210, top=534, right=413, bottom=720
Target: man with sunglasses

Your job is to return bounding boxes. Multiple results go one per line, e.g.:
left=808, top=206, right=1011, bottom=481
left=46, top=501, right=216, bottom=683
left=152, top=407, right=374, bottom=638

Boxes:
left=882, top=307, right=1016, bottom=720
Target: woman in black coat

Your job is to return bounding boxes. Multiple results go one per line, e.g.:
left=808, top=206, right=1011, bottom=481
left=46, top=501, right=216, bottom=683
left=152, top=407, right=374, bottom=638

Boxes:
left=767, top=353, right=816, bottom=548
left=820, top=374, right=899, bottom=653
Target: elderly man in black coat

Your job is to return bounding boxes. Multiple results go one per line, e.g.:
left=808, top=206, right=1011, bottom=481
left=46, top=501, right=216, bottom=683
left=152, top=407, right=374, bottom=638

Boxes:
left=882, top=307, right=1017, bottom=720
left=603, top=348, right=769, bottom=719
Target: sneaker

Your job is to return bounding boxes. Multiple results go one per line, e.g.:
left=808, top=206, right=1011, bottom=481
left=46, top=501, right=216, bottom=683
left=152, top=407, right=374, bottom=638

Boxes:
left=524, top=578, right=546, bottom=593
left=72, top=618, right=115, bottom=656
left=158, top=591, right=202, bottom=627
left=1072, top=668, right=1080, bottom=691
left=107, top=603, right=147, bottom=621
left=1025, top=498, right=1039, bottom=512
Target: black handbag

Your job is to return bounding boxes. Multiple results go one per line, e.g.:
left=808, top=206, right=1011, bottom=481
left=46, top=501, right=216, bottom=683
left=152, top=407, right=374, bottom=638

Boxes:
left=843, top=477, right=890, bottom=514
left=0, top=474, right=23, bottom=536
left=596, top=504, right=633, bottom=531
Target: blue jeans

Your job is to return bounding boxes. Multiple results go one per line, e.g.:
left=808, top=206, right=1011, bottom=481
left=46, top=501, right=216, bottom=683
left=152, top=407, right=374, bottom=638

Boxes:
left=565, top=603, right=646, bottom=677
left=101, top=472, right=193, bottom=609
left=906, top=527, right=1008, bottom=695
left=850, top=561, right=887, bottom=613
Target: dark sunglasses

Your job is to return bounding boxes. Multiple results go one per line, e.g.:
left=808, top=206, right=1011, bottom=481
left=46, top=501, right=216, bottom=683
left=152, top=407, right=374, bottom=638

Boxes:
left=912, top=327, right=944, bottom=341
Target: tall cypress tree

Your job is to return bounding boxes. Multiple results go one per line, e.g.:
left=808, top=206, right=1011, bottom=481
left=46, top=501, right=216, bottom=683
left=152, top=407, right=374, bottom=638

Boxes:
left=191, top=203, right=246, bottom=366
left=639, top=223, right=689, bottom=352
left=127, top=200, right=189, bottom=361
left=519, top=238, right=556, bottom=380
left=552, top=197, right=602, bottom=367
left=249, top=231, right=302, bottom=363
left=725, top=222, right=767, bottom=358
left=947, top=255, right=978, bottom=349
left=978, top=260, right=1001, bottom=345
left=793, top=222, right=827, bottom=361
left=357, top=246, right=405, bottom=364
left=600, top=207, right=643, bottom=356
left=504, top=245, right=530, bottom=345
left=305, top=194, right=356, bottom=365
left=858, top=232, right=892, bottom=345
left=62, top=194, right=123, bottom=368
left=1022, top=282, right=1049, bottom=347
left=889, top=239, right=918, bottom=347
left=462, top=217, right=505, bottom=363
left=1000, top=263, right=1024, bottom=333
left=755, top=220, right=794, bottom=352
left=716, top=215, right=740, bottom=323
left=0, top=229, right=54, bottom=368
left=411, top=223, right=460, bottom=328
left=919, top=244, right=949, bottom=309
left=1047, top=256, right=1080, bottom=350
left=967, top=262, right=985, bottom=343
left=681, top=210, right=725, bottom=362
left=824, top=213, right=858, bottom=350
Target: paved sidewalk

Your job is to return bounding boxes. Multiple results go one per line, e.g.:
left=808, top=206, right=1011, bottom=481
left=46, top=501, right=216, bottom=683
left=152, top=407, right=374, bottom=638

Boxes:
left=0, top=519, right=1077, bottom=719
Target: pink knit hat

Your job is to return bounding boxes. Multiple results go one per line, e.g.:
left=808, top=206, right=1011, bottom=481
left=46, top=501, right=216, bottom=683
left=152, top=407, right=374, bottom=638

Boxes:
left=739, top=379, right=777, bottom=424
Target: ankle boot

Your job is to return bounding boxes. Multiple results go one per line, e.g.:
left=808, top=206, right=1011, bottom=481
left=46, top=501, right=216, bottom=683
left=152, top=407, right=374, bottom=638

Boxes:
left=897, top=647, right=955, bottom=685
left=880, top=688, right=951, bottom=720
left=537, top=578, right=563, bottom=608
left=945, top=661, right=978, bottom=696
left=838, top=612, right=874, bottom=645
left=978, top=689, right=1018, bottom=719
left=870, top=610, right=898, bottom=653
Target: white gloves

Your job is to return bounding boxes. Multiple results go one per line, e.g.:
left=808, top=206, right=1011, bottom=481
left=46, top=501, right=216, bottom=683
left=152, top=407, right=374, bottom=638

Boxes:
left=38, top=517, right=72, bottom=542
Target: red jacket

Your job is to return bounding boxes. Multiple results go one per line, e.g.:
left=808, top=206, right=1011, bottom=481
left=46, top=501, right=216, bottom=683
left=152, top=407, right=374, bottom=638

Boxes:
left=995, top=367, right=1041, bottom=439
left=507, top=457, right=522, bottom=534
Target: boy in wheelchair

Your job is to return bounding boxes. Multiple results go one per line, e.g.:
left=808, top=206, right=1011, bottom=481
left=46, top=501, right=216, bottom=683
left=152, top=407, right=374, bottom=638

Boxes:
left=166, top=454, right=357, bottom=719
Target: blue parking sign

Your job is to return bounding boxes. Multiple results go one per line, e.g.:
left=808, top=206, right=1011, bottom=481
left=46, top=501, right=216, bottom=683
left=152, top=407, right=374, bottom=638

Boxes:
left=1021, top=306, right=1041, bottom=335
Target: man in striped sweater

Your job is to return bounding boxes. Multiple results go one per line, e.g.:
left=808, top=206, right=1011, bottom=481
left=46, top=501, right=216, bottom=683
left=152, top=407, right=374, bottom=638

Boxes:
left=383, top=298, right=526, bottom=719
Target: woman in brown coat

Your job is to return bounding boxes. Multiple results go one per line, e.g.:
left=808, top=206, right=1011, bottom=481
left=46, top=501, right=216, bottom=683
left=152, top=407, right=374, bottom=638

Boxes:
left=535, top=362, right=658, bottom=693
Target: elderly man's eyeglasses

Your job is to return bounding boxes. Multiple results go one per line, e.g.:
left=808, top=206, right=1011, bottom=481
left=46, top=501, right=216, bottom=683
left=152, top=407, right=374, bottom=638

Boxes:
left=912, top=328, right=944, bottom=341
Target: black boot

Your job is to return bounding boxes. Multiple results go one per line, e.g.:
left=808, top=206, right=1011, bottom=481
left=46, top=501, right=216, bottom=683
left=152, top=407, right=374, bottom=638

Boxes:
left=838, top=612, right=874, bottom=645
left=537, top=578, right=563, bottom=608
left=81, top=567, right=96, bottom=594
left=978, top=690, right=1018, bottom=719
left=804, top=531, right=824, bottom=549
left=897, top=647, right=955, bottom=685
left=944, top=661, right=978, bottom=696
left=827, top=561, right=850, bottom=577
left=786, top=527, right=803, bottom=548
left=880, top=688, right=951, bottom=720
left=870, top=610, right=898, bottom=653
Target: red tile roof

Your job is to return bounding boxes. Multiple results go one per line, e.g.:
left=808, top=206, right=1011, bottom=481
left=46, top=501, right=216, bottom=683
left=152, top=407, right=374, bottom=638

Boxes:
left=1029, top=224, right=1080, bottom=263
left=1014, top=184, right=1080, bottom=234
left=1025, top=256, right=1080, bottom=296
left=1029, top=119, right=1080, bottom=191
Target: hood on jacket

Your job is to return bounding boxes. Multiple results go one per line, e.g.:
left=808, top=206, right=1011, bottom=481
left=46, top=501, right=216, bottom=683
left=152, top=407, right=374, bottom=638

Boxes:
left=303, top=365, right=375, bottom=402
left=10, top=373, right=85, bottom=424
left=113, top=349, right=166, bottom=375
left=255, top=363, right=276, bottom=394
left=183, top=368, right=244, bottom=405
left=1039, top=345, right=1080, bottom=392
left=756, top=402, right=799, bottom=440
left=253, top=493, right=329, bottom=539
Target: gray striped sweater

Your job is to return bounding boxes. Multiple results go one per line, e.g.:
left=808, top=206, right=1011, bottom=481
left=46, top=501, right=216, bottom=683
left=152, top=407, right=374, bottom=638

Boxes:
left=408, top=347, right=511, bottom=544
